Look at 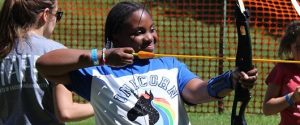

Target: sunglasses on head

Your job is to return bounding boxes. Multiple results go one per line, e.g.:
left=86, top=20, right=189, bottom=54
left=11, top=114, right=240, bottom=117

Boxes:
left=55, top=10, right=63, bottom=22
left=40, top=8, right=64, bottom=22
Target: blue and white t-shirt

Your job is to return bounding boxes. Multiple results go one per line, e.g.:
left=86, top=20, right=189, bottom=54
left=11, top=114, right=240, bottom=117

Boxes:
left=67, top=57, right=198, bottom=125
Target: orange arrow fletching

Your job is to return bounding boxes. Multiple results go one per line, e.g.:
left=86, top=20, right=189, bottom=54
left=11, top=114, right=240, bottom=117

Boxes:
left=134, top=51, right=155, bottom=59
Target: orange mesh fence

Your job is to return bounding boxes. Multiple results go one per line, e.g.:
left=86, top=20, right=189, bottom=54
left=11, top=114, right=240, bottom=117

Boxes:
left=53, top=0, right=300, bottom=114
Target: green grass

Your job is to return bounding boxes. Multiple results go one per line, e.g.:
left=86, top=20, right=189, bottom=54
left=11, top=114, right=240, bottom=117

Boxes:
left=189, top=113, right=279, bottom=125
left=67, top=113, right=280, bottom=125
left=67, top=117, right=95, bottom=125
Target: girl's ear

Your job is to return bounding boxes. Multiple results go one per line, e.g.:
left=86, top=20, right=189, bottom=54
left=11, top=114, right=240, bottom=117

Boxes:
left=105, top=37, right=114, bottom=48
left=40, top=8, right=50, bottom=23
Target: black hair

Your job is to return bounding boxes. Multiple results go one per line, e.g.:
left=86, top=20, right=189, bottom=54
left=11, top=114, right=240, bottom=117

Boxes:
left=104, top=1, right=149, bottom=48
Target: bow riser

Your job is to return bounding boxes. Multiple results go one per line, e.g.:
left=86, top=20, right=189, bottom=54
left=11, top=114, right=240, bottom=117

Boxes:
left=231, top=1, right=253, bottom=125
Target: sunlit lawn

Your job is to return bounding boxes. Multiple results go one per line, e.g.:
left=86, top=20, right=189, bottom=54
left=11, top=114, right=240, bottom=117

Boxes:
left=67, top=112, right=280, bottom=125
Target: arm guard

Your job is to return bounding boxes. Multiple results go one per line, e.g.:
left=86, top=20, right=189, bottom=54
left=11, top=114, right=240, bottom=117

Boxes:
left=207, top=71, right=233, bottom=99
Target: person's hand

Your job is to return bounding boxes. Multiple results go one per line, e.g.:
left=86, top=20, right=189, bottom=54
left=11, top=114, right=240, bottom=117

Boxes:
left=291, top=86, right=300, bottom=103
left=105, top=47, right=134, bottom=67
left=232, top=67, right=258, bottom=89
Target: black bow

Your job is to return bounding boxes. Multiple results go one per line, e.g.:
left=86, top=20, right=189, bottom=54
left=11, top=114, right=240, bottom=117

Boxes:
left=231, top=0, right=253, bottom=125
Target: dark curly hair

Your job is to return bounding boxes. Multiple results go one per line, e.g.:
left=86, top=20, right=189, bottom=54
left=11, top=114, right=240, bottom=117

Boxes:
left=279, top=21, right=300, bottom=59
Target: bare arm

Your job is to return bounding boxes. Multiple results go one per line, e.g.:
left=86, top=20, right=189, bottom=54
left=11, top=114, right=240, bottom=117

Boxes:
left=36, top=48, right=134, bottom=84
left=262, top=84, right=300, bottom=115
left=53, top=84, right=94, bottom=122
left=181, top=78, right=217, bottom=104
left=182, top=78, right=234, bottom=104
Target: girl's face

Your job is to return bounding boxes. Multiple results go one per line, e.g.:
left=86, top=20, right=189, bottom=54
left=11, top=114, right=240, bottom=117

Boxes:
left=291, top=36, right=300, bottom=61
left=112, top=9, right=158, bottom=52
left=43, top=0, right=58, bottom=38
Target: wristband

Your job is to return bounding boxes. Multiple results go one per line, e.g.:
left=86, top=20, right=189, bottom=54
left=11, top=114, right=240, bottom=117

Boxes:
left=91, top=49, right=99, bottom=65
left=207, top=71, right=233, bottom=99
left=285, top=94, right=294, bottom=106
left=102, top=48, right=106, bottom=65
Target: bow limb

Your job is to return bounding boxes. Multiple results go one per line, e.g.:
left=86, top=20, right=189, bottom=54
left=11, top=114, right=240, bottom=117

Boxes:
left=292, top=0, right=300, bottom=16
left=231, top=0, right=253, bottom=125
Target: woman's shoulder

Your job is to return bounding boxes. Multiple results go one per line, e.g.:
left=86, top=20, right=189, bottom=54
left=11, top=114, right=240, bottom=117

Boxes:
left=270, top=62, right=300, bottom=75
left=32, top=35, right=63, bottom=44
left=29, top=34, right=66, bottom=50
left=274, top=62, right=297, bottom=69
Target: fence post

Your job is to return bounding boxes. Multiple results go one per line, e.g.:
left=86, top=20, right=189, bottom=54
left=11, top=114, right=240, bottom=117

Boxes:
left=218, top=0, right=228, bottom=114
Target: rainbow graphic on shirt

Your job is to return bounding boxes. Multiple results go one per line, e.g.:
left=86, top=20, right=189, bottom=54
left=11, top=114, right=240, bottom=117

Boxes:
left=151, top=98, right=175, bottom=125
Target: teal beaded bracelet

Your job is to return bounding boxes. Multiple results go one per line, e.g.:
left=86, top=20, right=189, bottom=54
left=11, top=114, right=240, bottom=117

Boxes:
left=91, top=49, right=99, bottom=65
